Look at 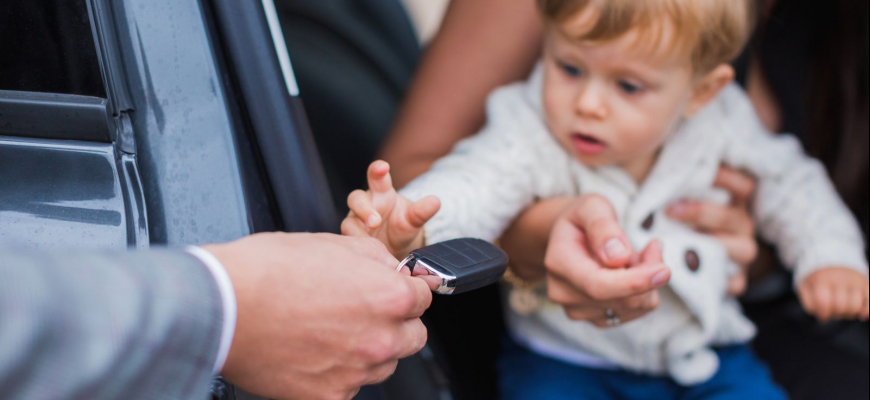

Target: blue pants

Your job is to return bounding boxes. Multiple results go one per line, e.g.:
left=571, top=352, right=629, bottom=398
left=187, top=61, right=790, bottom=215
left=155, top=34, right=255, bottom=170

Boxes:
left=499, top=341, right=788, bottom=400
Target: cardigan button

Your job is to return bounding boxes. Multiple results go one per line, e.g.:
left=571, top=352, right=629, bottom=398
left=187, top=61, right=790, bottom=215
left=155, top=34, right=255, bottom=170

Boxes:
left=686, top=250, right=701, bottom=272
left=642, top=213, right=655, bottom=231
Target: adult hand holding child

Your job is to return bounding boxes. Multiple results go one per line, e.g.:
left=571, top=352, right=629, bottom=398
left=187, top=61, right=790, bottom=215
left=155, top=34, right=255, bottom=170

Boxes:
left=542, top=195, right=671, bottom=328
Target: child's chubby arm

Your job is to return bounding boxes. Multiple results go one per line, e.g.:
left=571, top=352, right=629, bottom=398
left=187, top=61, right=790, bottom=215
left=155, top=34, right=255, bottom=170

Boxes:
left=719, top=85, right=869, bottom=315
left=341, top=161, right=441, bottom=258
left=798, top=268, right=870, bottom=322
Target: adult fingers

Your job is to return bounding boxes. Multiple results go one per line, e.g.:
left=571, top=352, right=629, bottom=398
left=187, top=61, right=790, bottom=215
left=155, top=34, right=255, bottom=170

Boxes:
left=711, top=234, right=758, bottom=268
left=713, top=166, right=756, bottom=207
left=545, top=218, right=666, bottom=301
left=546, top=217, right=594, bottom=271
left=583, top=303, right=656, bottom=328
left=367, top=161, right=396, bottom=195
left=364, top=362, right=400, bottom=387
left=394, top=318, right=429, bottom=360
left=565, top=262, right=670, bottom=302
left=347, top=190, right=381, bottom=228
left=403, top=277, right=434, bottom=319
left=406, top=196, right=441, bottom=229
left=563, top=195, right=633, bottom=267
left=335, top=235, right=398, bottom=268
left=548, top=274, right=658, bottom=311
left=667, top=201, right=754, bottom=236
left=545, top=218, right=599, bottom=282
left=546, top=274, right=592, bottom=307
left=638, top=240, right=663, bottom=264
left=553, top=276, right=660, bottom=323
left=408, top=265, right=447, bottom=291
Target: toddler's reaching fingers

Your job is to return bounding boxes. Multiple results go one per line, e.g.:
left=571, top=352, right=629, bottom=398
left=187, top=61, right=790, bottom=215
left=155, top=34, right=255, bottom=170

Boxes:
left=347, top=190, right=382, bottom=228
left=367, top=160, right=396, bottom=195
left=406, top=196, right=441, bottom=229
left=342, top=212, right=373, bottom=237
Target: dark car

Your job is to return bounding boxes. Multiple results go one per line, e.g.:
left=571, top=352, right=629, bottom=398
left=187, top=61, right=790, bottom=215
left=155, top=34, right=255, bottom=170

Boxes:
left=1, top=1, right=457, bottom=399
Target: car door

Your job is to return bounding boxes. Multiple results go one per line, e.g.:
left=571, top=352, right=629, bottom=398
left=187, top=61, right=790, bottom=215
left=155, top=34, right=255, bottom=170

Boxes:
left=1, top=0, right=148, bottom=249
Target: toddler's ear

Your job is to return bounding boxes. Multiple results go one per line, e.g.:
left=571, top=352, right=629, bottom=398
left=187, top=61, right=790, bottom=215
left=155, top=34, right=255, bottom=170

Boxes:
left=683, top=64, right=735, bottom=118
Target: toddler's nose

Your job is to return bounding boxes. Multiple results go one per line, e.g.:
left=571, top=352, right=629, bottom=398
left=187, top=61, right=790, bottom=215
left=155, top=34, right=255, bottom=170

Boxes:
left=574, top=82, right=608, bottom=120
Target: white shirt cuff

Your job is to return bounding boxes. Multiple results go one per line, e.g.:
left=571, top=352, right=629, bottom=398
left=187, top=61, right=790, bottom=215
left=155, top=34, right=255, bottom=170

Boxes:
left=186, top=246, right=237, bottom=375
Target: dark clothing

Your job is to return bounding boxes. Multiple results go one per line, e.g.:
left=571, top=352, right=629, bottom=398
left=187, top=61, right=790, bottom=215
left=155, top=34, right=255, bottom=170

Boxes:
left=499, top=340, right=787, bottom=400
left=745, top=293, right=869, bottom=400
left=736, top=1, right=870, bottom=399
left=275, top=0, right=420, bottom=214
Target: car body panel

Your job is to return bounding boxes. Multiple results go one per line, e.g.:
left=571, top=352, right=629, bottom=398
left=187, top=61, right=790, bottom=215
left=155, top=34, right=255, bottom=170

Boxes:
left=0, top=137, right=130, bottom=249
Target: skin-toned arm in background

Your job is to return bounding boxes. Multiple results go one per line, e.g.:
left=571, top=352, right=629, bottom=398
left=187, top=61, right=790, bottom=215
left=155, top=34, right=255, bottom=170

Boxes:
left=380, top=0, right=544, bottom=188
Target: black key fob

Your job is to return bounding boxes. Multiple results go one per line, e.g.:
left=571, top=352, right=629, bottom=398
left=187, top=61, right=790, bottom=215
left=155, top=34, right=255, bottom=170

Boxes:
left=396, top=238, right=509, bottom=295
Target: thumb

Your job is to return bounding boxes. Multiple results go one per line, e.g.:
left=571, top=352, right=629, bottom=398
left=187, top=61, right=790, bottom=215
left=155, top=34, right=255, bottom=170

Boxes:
left=593, top=262, right=672, bottom=299
left=639, top=240, right=664, bottom=264
left=406, top=196, right=441, bottom=229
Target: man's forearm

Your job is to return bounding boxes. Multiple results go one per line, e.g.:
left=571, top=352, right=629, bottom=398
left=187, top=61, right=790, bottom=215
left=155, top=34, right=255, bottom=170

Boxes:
left=0, top=249, right=223, bottom=400
left=380, top=0, right=543, bottom=187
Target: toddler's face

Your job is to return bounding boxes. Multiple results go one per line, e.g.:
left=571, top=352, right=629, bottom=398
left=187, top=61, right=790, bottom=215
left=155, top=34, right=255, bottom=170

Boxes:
left=541, top=12, right=699, bottom=181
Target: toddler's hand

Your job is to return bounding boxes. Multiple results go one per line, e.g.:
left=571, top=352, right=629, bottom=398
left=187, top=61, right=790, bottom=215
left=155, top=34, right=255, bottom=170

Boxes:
left=798, top=268, right=870, bottom=322
left=341, top=161, right=441, bottom=258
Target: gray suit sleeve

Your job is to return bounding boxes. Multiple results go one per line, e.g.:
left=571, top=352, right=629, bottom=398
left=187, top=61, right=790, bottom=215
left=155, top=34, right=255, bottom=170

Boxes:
left=0, top=248, right=223, bottom=400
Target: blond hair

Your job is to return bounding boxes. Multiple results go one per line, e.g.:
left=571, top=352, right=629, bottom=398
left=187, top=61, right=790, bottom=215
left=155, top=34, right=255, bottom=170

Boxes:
left=537, top=0, right=755, bottom=74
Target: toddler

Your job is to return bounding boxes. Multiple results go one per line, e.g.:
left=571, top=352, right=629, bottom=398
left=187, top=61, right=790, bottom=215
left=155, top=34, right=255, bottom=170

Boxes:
left=342, top=0, right=870, bottom=397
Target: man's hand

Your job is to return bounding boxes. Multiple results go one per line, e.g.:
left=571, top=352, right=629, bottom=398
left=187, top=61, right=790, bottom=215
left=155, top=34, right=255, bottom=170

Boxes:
left=799, top=268, right=870, bottom=323
left=206, top=233, right=433, bottom=400
left=342, top=161, right=441, bottom=258
left=545, top=195, right=672, bottom=327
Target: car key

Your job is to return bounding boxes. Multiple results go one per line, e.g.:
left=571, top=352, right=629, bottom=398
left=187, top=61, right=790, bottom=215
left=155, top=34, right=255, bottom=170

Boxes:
left=396, top=238, right=509, bottom=295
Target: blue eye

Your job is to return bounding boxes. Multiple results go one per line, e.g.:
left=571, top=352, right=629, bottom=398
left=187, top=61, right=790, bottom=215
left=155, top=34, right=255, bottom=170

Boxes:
left=559, top=62, right=582, bottom=78
left=619, top=81, right=643, bottom=94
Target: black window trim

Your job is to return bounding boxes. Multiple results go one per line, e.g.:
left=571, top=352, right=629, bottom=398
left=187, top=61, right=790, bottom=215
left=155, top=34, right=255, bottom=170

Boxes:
left=0, top=90, right=114, bottom=142
left=208, top=0, right=338, bottom=234
left=0, top=0, right=131, bottom=144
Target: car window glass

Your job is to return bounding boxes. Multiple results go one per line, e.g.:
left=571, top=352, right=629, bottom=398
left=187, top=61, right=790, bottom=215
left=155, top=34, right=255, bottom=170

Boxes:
left=0, top=0, right=106, bottom=97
